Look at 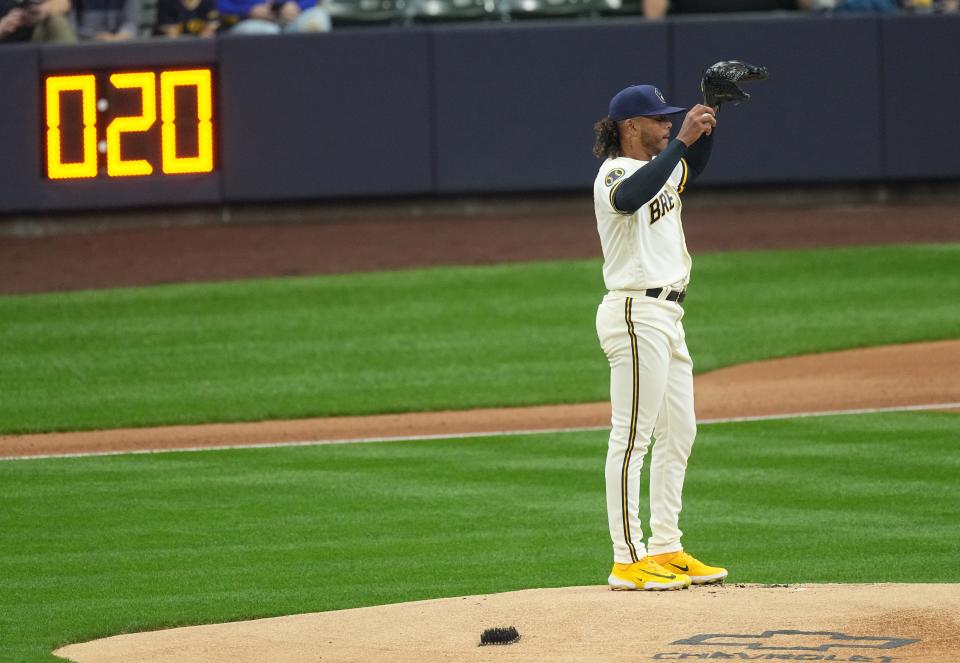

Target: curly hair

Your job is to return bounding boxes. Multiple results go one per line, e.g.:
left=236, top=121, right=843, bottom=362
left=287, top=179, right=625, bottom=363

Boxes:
left=592, top=117, right=621, bottom=159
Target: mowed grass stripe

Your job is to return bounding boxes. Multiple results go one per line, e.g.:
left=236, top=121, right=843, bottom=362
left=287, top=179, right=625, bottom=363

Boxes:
left=1, top=411, right=958, bottom=662
left=2, top=244, right=959, bottom=434
left=2, top=399, right=957, bottom=462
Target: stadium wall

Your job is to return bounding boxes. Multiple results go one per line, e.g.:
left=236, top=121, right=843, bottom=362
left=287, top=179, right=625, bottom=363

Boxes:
left=1, top=13, right=957, bottom=213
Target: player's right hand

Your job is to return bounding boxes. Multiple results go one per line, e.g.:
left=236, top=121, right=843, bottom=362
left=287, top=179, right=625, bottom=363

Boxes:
left=677, top=104, right=717, bottom=146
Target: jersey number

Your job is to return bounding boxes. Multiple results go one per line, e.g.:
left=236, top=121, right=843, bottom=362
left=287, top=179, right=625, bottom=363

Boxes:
left=648, top=190, right=676, bottom=224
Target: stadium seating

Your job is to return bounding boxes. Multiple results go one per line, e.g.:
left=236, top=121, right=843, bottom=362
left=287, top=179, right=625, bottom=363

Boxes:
left=322, top=0, right=408, bottom=25
left=500, top=0, right=593, bottom=18
left=593, top=0, right=643, bottom=15
left=410, top=0, right=496, bottom=21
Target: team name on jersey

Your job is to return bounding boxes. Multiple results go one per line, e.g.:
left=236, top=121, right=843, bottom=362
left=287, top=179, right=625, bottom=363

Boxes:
left=648, top=189, right=676, bottom=224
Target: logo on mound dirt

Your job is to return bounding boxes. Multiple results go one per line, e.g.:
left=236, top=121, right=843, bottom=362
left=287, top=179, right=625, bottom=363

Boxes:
left=652, top=629, right=920, bottom=661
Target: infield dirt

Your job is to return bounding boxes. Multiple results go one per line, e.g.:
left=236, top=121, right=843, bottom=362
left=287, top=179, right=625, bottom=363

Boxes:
left=3, top=339, right=958, bottom=458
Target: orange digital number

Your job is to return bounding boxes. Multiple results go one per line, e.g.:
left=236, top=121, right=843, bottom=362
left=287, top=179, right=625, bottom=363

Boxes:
left=44, top=68, right=214, bottom=179
left=45, top=75, right=98, bottom=180
left=160, top=69, right=214, bottom=175
left=106, top=72, right=157, bottom=177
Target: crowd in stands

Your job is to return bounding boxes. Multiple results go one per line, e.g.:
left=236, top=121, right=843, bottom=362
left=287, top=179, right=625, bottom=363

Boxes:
left=0, top=0, right=330, bottom=41
left=1, top=0, right=956, bottom=44
left=664, top=0, right=957, bottom=12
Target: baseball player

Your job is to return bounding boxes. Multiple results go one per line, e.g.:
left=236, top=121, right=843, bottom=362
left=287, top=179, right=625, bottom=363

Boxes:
left=592, top=84, right=727, bottom=591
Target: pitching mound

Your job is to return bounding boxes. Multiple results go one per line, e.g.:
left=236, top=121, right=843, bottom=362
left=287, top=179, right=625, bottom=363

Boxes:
left=55, top=583, right=960, bottom=662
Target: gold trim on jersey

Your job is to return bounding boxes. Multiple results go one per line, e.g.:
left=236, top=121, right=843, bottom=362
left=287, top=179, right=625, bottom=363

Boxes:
left=677, top=158, right=689, bottom=194
left=609, top=178, right=630, bottom=215
left=621, top=297, right=641, bottom=563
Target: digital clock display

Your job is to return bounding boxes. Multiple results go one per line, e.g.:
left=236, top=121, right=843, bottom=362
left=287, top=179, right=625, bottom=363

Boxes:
left=43, top=67, right=216, bottom=180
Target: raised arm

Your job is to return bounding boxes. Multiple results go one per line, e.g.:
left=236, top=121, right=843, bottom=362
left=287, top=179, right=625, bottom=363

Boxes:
left=612, top=104, right=717, bottom=213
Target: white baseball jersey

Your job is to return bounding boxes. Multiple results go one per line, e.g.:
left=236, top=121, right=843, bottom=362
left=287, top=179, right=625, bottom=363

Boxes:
left=593, top=155, right=691, bottom=292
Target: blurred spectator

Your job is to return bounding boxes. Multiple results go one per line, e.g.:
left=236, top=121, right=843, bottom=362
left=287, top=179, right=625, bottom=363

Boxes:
left=902, top=0, right=958, bottom=10
left=643, top=0, right=668, bottom=16
left=155, top=0, right=219, bottom=36
left=836, top=1, right=899, bottom=11
left=846, top=0, right=896, bottom=9
left=71, top=0, right=140, bottom=39
left=797, top=0, right=898, bottom=9
left=219, top=0, right=329, bottom=33
left=669, top=0, right=797, bottom=12
left=1, top=0, right=76, bottom=42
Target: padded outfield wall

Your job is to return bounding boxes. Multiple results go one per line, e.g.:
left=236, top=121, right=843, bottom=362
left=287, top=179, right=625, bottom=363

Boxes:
left=0, top=13, right=957, bottom=213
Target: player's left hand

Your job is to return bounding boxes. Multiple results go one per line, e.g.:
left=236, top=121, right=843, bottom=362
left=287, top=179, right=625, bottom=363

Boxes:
left=701, top=60, right=768, bottom=108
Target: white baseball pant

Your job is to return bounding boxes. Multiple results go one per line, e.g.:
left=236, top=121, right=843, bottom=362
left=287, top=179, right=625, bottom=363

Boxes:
left=596, top=291, right=697, bottom=564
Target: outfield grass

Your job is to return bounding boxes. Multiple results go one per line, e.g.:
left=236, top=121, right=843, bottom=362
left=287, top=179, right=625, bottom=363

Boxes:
left=2, top=411, right=958, bottom=662
left=1, top=244, right=959, bottom=435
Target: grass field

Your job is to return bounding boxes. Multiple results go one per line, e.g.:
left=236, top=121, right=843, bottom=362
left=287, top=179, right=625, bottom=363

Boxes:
left=3, top=243, right=958, bottom=661
left=2, top=244, right=959, bottom=434
left=2, top=411, right=959, bottom=662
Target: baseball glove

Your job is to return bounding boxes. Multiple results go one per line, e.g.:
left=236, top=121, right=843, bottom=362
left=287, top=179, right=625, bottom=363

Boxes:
left=700, top=61, right=768, bottom=109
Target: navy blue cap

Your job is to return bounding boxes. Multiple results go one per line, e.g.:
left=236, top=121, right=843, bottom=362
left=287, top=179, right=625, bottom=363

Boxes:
left=608, top=85, right=686, bottom=121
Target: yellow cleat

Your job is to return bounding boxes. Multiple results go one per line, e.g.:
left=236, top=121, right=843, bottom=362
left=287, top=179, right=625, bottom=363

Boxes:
left=650, top=550, right=728, bottom=585
left=608, top=556, right=691, bottom=591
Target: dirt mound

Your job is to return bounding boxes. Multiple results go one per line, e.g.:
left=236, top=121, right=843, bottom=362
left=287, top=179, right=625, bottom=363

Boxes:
left=55, top=583, right=960, bottom=662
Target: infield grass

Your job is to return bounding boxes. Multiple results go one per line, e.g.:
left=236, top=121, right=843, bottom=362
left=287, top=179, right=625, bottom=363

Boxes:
left=1, top=244, right=959, bottom=434
left=2, top=411, right=958, bottom=662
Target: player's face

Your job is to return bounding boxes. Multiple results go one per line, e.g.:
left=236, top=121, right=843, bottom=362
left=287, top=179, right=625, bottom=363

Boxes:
left=638, top=115, right=673, bottom=156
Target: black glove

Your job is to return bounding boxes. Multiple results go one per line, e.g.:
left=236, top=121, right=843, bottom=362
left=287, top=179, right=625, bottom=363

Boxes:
left=701, top=61, right=768, bottom=109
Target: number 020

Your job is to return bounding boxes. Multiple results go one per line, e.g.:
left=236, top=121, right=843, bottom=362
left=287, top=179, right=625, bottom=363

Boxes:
left=44, top=69, right=214, bottom=179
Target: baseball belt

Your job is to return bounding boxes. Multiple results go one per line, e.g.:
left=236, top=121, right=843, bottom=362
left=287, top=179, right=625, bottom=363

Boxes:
left=645, top=287, right=686, bottom=303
